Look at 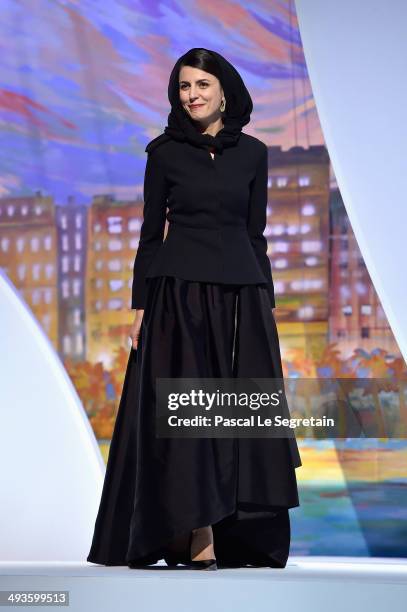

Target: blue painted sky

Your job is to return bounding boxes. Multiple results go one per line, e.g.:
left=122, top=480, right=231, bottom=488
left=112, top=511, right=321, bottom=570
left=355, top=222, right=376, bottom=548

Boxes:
left=0, top=0, right=323, bottom=204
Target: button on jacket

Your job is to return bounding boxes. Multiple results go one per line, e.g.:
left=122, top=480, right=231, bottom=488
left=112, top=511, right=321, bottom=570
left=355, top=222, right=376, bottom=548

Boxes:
left=131, top=132, right=275, bottom=309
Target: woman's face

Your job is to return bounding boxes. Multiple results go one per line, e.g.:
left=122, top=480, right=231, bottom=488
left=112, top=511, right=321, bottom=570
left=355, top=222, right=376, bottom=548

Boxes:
left=179, top=65, right=224, bottom=124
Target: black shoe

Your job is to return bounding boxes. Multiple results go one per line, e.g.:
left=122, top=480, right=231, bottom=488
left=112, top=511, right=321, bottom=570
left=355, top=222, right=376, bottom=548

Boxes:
left=186, top=529, right=218, bottom=570
left=186, top=558, right=218, bottom=571
left=164, top=529, right=218, bottom=570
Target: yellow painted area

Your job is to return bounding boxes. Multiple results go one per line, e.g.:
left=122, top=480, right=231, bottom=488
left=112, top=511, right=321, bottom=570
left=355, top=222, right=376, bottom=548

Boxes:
left=99, top=442, right=110, bottom=464
left=296, top=446, right=407, bottom=482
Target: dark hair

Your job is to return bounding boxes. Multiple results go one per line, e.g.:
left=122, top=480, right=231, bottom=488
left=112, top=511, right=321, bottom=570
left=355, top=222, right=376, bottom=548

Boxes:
left=179, top=48, right=223, bottom=90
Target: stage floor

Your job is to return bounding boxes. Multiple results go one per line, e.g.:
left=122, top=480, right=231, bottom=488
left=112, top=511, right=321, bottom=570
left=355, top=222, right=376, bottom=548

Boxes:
left=1, top=557, right=406, bottom=612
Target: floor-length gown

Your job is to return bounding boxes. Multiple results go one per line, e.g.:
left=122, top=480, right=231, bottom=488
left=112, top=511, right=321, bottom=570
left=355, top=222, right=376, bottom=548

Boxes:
left=86, top=275, right=302, bottom=569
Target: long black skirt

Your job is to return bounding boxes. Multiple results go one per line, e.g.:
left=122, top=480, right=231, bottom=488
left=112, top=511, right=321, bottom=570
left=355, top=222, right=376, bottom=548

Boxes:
left=87, top=276, right=302, bottom=568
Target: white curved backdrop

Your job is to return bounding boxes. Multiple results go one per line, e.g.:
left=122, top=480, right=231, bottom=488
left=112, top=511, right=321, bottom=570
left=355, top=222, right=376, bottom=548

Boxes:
left=295, top=0, right=407, bottom=361
left=0, top=270, right=105, bottom=561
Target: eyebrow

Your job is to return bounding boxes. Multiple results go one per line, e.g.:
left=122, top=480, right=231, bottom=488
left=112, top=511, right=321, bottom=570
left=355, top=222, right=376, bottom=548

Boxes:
left=179, top=79, right=211, bottom=85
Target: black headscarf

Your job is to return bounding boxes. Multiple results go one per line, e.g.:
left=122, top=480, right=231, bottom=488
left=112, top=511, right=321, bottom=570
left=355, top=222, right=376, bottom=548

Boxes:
left=145, top=48, right=253, bottom=154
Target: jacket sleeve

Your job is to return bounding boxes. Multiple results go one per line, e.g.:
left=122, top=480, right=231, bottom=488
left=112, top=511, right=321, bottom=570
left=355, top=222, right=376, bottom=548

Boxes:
left=131, top=148, right=168, bottom=309
left=247, top=144, right=276, bottom=308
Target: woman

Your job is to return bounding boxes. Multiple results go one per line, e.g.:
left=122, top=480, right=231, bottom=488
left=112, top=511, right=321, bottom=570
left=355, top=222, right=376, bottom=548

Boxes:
left=87, top=47, right=302, bottom=571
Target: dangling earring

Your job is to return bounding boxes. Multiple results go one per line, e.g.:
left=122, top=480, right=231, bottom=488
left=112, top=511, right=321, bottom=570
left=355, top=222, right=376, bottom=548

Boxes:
left=220, top=98, right=226, bottom=112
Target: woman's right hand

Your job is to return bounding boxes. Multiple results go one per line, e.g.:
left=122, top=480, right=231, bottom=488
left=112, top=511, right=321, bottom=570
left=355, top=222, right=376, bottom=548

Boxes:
left=130, top=309, right=144, bottom=350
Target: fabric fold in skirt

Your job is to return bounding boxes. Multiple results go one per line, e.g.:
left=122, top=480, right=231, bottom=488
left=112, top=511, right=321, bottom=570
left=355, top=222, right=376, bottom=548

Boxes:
left=87, top=276, right=302, bottom=569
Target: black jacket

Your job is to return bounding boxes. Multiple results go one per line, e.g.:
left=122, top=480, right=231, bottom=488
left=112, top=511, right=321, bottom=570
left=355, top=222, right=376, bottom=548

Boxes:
left=131, top=132, right=275, bottom=309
